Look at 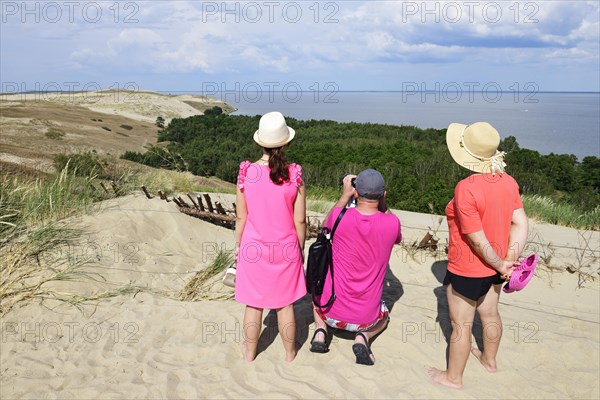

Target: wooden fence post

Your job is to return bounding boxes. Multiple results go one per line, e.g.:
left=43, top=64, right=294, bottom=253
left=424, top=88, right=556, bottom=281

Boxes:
left=158, top=190, right=170, bottom=202
left=417, top=232, right=433, bottom=249
left=215, top=201, right=227, bottom=215
left=141, top=186, right=154, bottom=199
left=110, top=180, right=121, bottom=195
left=177, top=196, right=190, bottom=208
left=203, top=194, right=215, bottom=213
left=187, top=193, right=199, bottom=209
left=196, top=195, right=205, bottom=211
left=99, top=182, right=110, bottom=194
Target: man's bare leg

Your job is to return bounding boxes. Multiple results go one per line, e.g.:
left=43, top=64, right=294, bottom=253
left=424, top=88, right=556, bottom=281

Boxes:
left=312, top=307, right=328, bottom=344
left=353, top=317, right=389, bottom=364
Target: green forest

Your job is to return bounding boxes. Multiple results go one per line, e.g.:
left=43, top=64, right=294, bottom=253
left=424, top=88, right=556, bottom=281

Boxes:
left=122, top=112, right=599, bottom=221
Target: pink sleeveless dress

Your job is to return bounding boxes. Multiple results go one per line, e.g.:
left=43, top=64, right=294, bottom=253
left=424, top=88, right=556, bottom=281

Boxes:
left=234, top=161, right=306, bottom=309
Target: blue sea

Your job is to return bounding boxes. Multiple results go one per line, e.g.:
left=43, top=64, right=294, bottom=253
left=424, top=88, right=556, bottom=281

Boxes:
left=216, top=91, right=600, bottom=161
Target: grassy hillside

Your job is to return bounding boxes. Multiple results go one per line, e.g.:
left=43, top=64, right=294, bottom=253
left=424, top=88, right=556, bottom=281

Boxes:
left=122, top=113, right=599, bottom=229
left=0, top=91, right=233, bottom=172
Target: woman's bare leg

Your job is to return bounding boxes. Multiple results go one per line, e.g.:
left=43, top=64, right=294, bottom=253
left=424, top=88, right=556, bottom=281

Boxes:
left=242, top=306, right=263, bottom=362
left=428, top=284, right=477, bottom=389
left=471, top=284, right=503, bottom=372
left=276, top=304, right=297, bottom=362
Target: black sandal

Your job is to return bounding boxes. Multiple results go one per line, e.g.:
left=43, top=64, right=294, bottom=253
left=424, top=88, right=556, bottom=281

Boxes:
left=352, top=332, right=374, bottom=366
left=310, top=328, right=329, bottom=353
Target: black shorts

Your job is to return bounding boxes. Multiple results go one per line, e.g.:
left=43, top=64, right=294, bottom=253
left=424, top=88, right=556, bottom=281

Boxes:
left=443, top=270, right=504, bottom=301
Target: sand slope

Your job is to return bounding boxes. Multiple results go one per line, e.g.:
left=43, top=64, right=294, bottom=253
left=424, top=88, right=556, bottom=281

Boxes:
left=0, top=91, right=233, bottom=172
left=1, top=193, right=598, bottom=399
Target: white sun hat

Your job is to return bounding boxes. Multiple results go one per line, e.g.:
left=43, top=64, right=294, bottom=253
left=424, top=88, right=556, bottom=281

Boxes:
left=253, top=111, right=296, bottom=148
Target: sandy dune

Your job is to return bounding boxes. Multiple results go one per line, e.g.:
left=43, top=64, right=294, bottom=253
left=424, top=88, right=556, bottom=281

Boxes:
left=0, top=91, right=233, bottom=172
left=1, top=193, right=598, bottom=399
left=1, top=90, right=235, bottom=124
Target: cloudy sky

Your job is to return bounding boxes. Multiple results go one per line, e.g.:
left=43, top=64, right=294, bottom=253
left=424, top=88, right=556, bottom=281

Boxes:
left=1, top=0, right=599, bottom=93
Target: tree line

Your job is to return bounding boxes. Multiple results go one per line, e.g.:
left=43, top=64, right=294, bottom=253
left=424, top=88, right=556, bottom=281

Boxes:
left=122, top=113, right=599, bottom=216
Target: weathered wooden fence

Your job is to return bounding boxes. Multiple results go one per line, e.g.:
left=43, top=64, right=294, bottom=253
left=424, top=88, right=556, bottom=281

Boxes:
left=141, top=186, right=322, bottom=237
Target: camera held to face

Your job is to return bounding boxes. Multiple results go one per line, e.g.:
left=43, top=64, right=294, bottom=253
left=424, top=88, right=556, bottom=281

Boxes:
left=342, top=173, right=358, bottom=207
left=342, top=173, right=356, bottom=188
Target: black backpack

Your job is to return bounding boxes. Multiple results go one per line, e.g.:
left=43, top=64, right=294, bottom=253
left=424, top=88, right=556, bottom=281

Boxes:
left=306, top=207, right=348, bottom=308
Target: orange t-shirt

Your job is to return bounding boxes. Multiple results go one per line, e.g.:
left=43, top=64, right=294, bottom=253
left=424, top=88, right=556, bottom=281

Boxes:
left=446, top=173, right=523, bottom=278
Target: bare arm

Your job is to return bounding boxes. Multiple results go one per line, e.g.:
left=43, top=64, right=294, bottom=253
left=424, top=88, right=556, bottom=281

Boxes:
left=293, top=183, right=307, bottom=252
left=505, top=208, right=529, bottom=262
left=378, top=192, right=393, bottom=214
left=330, top=174, right=356, bottom=213
left=234, top=187, right=247, bottom=258
left=465, top=231, right=518, bottom=277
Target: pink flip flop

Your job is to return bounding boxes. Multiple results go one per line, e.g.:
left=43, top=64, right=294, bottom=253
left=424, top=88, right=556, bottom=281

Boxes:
left=503, top=254, right=538, bottom=293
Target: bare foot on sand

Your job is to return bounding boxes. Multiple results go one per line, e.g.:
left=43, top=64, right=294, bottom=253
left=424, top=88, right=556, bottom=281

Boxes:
left=427, top=368, right=463, bottom=389
left=241, top=341, right=256, bottom=362
left=285, top=342, right=301, bottom=363
left=285, top=350, right=297, bottom=363
left=470, top=348, right=497, bottom=372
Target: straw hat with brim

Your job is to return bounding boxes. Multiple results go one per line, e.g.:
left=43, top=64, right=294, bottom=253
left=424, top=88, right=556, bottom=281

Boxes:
left=446, top=122, right=506, bottom=174
left=253, top=111, right=295, bottom=148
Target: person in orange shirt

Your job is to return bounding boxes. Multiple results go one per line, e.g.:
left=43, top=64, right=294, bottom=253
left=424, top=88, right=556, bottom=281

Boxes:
left=429, top=122, right=529, bottom=389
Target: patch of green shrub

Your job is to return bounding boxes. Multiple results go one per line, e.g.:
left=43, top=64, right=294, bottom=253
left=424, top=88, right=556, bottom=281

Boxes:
left=45, top=127, right=65, bottom=140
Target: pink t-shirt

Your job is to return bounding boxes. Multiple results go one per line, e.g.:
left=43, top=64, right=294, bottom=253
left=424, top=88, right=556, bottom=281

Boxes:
left=318, top=207, right=402, bottom=325
left=446, top=173, right=523, bottom=277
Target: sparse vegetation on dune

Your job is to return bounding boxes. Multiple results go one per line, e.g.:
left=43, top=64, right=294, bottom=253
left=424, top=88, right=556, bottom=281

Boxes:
left=53, top=151, right=235, bottom=196
left=0, top=151, right=238, bottom=314
left=45, top=127, right=65, bottom=140
left=179, top=249, right=234, bottom=301
left=522, top=195, right=600, bottom=230
left=0, top=165, right=113, bottom=314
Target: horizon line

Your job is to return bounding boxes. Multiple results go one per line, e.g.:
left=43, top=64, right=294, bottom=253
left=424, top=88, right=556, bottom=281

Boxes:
left=3, top=90, right=600, bottom=95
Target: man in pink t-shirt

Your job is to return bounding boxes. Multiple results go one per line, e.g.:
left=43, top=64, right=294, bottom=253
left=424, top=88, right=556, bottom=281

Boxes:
left=310, top=169, right=402, bottom=366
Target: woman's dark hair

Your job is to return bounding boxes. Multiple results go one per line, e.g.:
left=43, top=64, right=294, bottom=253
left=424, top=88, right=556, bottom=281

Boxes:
left=266, top=147, right=289, bottom=185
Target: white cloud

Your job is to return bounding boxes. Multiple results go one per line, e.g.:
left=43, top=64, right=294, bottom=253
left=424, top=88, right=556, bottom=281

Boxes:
left=108, top=29, right=164, bottom=50
left=2, top=1, right=598, bottom=90
left=240, top=46, right=290, bottom=72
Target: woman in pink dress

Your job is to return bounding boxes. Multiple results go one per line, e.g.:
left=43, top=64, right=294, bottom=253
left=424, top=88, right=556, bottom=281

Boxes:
left=235, top=111, right=307, bottom=362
